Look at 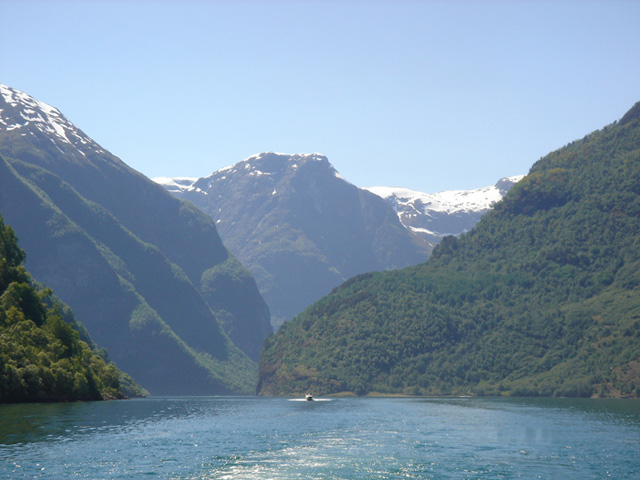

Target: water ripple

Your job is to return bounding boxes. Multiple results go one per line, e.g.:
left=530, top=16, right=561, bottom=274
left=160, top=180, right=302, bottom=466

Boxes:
left=1, top=397, right=639, bottom=479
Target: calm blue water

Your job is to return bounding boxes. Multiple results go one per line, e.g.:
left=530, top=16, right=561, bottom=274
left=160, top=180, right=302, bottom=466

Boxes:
left=1, top=396, right=639, bottom=479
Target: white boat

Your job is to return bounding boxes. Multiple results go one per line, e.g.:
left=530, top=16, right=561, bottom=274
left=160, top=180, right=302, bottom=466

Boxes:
left=305, top=393, right=314, bottom=401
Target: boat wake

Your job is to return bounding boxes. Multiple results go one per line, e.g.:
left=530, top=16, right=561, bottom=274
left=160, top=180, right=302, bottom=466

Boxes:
left=288, top=398, right=333, bottom=402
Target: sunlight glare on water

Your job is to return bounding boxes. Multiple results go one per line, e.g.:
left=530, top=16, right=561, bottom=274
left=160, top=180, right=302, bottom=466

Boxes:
left=1, top=396, right=639, bottom=479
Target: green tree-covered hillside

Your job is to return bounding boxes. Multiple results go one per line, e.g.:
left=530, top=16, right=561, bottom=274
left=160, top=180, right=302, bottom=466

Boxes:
left=0, top=215, right=141, bottom=403
left=258, top=102, right=640, bottom=398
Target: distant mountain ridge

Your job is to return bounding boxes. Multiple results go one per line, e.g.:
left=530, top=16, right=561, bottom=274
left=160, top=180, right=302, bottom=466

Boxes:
left=0, top=84, right=271, bottom=394
left=366, top=176, right=523, bottom=248
left=157, top=158, right=522, bottom=328
left=156, top=152, right=429, bottom=329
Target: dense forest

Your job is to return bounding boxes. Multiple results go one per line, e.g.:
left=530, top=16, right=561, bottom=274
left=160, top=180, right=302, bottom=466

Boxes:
left=0, top=215, right=144, bottom=403
left=258, top=102, right=640, bottom=398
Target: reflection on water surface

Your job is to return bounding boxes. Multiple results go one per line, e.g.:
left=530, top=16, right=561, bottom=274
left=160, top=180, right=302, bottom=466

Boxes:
left=1, top=397, right=638, bottom=479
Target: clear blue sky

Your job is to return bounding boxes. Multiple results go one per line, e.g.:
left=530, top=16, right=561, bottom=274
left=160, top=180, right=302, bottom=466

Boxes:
left=2, top=0, right=639, bottom=192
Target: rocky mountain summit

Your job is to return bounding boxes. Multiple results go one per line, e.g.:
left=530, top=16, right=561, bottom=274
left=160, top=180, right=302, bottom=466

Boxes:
left=156, top=152, right=429, bottom=328
left=157, top=154, right=521, bottom=328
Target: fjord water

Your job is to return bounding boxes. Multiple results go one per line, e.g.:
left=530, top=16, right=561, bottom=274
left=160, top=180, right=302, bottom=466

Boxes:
left=1, top=397, right=638, bottom=479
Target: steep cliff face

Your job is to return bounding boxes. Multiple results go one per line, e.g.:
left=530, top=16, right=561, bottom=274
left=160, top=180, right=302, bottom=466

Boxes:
left=157, top=152, right=428, bottom=329
left=0, top=84, right=271, bottom=393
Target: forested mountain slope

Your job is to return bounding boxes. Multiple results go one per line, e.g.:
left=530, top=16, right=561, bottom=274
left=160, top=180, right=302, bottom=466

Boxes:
left=0, top=215, right=142, bottom=402
left=156, top=152, right=428, bottom=329
left=258, top=102, right=640, bottom=398
left=0, top=84, right=271, bottom=394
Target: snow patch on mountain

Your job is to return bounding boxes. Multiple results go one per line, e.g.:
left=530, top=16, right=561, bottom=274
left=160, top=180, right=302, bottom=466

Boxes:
left=154, top=149, right=522, bottom=253
left=152, top=177, right=198, bottom=190
left=153, top=176, right=199, bottom=194
left=367, top=176, right=523, bottom=216
left=160, top=152, right=348, bottom=195
left=409, top=225, right=437, bottom=235
left=366, top=175, right=524, bottom=244
left=230, top=152, right=335, bottom=179
left=368, top=176, right=523, bottom=216
left=0, top=84, right=104, bottom=155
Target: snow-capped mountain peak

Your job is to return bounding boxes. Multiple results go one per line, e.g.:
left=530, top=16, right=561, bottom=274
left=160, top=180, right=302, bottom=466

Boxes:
left=154, top=149, right=523, bottom=253
left=210, top=152, right=337, bottom=182
left=367, top=175, right=524, bottom=216
left=366, top=175, right=524, bottom=246
left=0, top=83, right=103, bottom=155
left=154, top=152, right=346, bottom=196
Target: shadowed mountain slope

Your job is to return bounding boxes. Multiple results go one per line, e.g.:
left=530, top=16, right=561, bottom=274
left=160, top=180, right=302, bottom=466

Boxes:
left=0, top=84, right=271, bottom=394
left=0, top=213, right=145, bottom=403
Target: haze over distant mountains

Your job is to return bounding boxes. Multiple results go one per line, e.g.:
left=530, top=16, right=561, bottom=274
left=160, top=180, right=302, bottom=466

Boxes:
left=3, top=78, right=637, bottom=403
left=0, top=84, right=271, bottom=394
left=156, top=152, right=428, bottom=328
left=156, top=153, right=521, bottom=329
